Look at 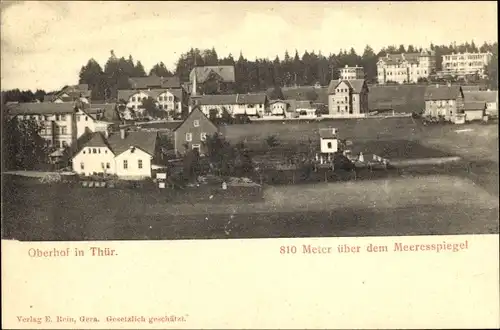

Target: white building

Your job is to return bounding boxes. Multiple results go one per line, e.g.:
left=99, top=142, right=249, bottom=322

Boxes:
left=117, top=89, right=184, bottom=115
left=377, top=50, right=436, bottom=84
left=441, top=52, right=493, bottom=77
left=75, top=108, right=112, bottom=139
left=72, top=129, right=159, bottom=179
left=191, top=93, right=268, bottom=117
left=319, top=128, right=339, bottom=154
left=339, top=65, right=364, bottom=80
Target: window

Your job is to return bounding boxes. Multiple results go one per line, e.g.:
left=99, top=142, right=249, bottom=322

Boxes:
left=83, top=150, right=86, bottom=154
left=60, top=114, right=66, bottom=120
left=101, top=162, right=105, bottom=169
left=60, top=126, right=67, bottom=135
left=77, top=115, right=81, bottom=121
left=80, top=162, right=84, bottom=170
left=62, top=141, right=68, bottom=148
left=337, top=106, right=340, bottom=111
left=106, top=163, right=110, bottom=169
left=85, top=116, right=88, bottom=121
left=193, top=120, right=200, bottom=127
left=98, top=148, right=101, bottom=153
left=55, top=115, right=60, bottom=121
left=93, top=148, right=97, bottom=154
left=327, top=142, right=332, bottom=149
left=200, top=132, right=207, bottom=141
left=105, top=150, right=107, bottom=154
left=168, top=96, right=173, bottom=101
left=123, top=160, right=128, bottom=169
left=138, top=159, right=143, bottom=169
left=186, top=133, right=192, bottom=141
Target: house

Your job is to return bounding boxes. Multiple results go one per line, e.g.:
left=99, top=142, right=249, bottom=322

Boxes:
left=327, top=79, right=369, bottom=115
left=377, top=50, right=435, bottom=84
left=268, top=99, right=298, bottom=118
left=117, top=88, right=185, bottom=115
left=339, top=65, right=365, bottom=80
left=47, top=84, right=92, bottom=103
left=424, top=84, right=465, bottom=122
left=464, top=90, right=498, bottom=116
left=72, top=129, right=159, bottom=179
left=128, top=75, right=181, bottom=89
left=319, top=128, right=339, bottom=154
left=266, top=85, right=329, bottom=105
left=75, top=107, right=112, bottom=139
left=296, top=100, right=316, bottom=117
left=192, top=93, right=268, bottom=117
left=441, top=52, right=493, bottom=78
left=189, top=66, right=235, bottom=96
left=6, top=102, right=79, bottom=151
left=463, top=101, right=486, bottom=121
left=173, top=106, right=219, bottom=156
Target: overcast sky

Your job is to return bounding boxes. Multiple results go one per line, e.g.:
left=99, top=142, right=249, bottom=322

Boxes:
left=1, top=1, right=497, bottom=91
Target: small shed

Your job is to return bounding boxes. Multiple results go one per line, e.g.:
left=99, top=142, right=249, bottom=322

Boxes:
left=318, top=128, right=338, bottom=154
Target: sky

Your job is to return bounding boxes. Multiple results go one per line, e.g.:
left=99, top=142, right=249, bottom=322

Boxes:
left=1, top=1, right=497, bottom=91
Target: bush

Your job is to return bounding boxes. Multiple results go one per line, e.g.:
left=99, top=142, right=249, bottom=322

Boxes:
left=233, top=114, right=251, bottom=124
left=265, top=135, right=280, bottom=148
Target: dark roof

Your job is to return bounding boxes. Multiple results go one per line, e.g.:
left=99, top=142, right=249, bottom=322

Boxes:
left=194, top=93, right=267, bottom=106
left=128, top=76, right=181, bottom=89
left=190, top=66, right=236, bottom=83
left=173, top=107, right=218, bottom=132
left=265, top=86, right=329, bottom=105
left=463, top=101, right=486, bottom=111
left=117, top=89, right=183, bottom=103
left=80, top=131, right=157, bottom=156
left=87, top=103, right=116, bottom=113
left=424, top=85, right=463, bottom=101
left=465, top=91, right=498, bottom=103
left=84, top=132, right=109, bottom=148
left=6, top=102, right=76, bottom=115
left=319, top=128, right=337, bottom=139
left=328, top=79, right=366, bottom=94
left=296, top=100, right=313, bottom=109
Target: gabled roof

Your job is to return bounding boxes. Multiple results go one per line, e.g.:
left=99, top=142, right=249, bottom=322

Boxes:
left=6, top=102, right=76, bottom=115
left=327, top=79, right=367, bottom=94
left=319, top=128, right=337, bottom=139
left=463, top=101, right=486, bottom=111
left=296, top=100, right=313, bottom=109
left=378, top=52, right=432, bottom=65
left=424, top=85, right=463, bottom=101
left=128, top=76, right=181, bottom=89
left=173, top=106, right=218, bottom=132
left=266, top=86, right=329, bottom=105
left=269, top=99, right=297, bottom=112
left=236, top=93, right=267, bottom=104
left=190, top=66, right=236, bottom=83
left=117, top=89, right=183, bottom=103
left=78, top=131, right=158, bottom=157
left=465, top=91, right=498, bottom=103
left=87, top=103, right=116, bottom=113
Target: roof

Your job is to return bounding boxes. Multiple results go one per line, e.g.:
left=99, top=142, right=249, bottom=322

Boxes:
left=462, top=85, right=482, bottom=92
left=296, top=100, right=313, bottom=109
left=128, top=76, right=181, bottom=89
left=378, top=51, right=433, bottom=65
left=424, top=85, right=463, bottom=101
left=464, top=91, right=498, bottom=103
left=6, top=102, right=76, bottom=115
left=319, top=128, right=337, bottom=139
left=194, top=93, right=267, bottom=106
left=79, top=131, right=158, bottom=156
left=463, top=101, right=486, bottom=111
left=117, top=89, right=183, bottom=103
left=269, top=99, right=297, bottom=112
left=190, top=66, right=236, bottom=84
left=266, top=86, right=329, bottom=105
left=173, top=106, right=218, bottom=132
left=328, top=79, right=367, bottom=94
left=87, top=103, right=116, bottom=113
left=56, top=84, right=91, bottom=99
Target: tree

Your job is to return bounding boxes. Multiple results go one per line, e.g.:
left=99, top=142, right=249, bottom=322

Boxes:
left=182, top=148, right=201, bottom=182
left=485, top=44, right=498, bottom=90
left=204, top=133, right=235, bottom=177
left=140, top=97, right=164, bottom=119
left=149, top=62, right=173, bottom=77
left=2, top=116, right=48, bottom=170
left=134, top=61, right=146, bottom=77
left=269, top=85, right=285, bottom=100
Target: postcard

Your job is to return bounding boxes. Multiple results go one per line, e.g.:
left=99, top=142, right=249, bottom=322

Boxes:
left=1, top=1, right=499, bottom=329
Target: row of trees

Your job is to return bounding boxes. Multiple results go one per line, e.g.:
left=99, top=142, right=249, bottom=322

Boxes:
left=2, top=41, right=497, bottom=105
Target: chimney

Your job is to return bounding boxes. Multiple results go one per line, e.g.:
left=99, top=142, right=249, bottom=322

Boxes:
left=120, top=128, right=126, bottom=140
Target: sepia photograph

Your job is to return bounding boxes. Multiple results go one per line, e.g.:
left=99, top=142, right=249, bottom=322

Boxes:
left=1, top=1, right=498, bottom=243
left=2, top=1, right=499, bottom=329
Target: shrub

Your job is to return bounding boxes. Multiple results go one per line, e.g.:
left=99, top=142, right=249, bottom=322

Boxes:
left=265, top=135, right=280, bottom=148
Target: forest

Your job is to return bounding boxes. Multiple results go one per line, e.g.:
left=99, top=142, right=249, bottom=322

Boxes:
left=2, top=41, right=498, bottom=104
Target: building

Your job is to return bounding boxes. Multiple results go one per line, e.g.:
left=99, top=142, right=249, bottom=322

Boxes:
left=268, top=99, right=298, bottom=118
left=463, top=101, right=486, bottom=122
left=6, top=102, right=113, bottom=151
left=423, top=85, right=465, bottom=122
left=296, top=100, right=316, bottom=117
left=339, top=65, right=365, bottom=80
left=441, top=52, right=493, bottom=78
left=7, top=103, right=78, bottom=150
left=377, top=50, right=436, bottom=84
left=72, top=129, right=159, bottom=179
left=191, top=93, right=268, bottom=117
left=117, top=88, right=185, bottom=115
left=173, top=107, right=219, bottom=156
left=319, top=128, right=339, bottom=154
left=45, top=84, right=92, bottom=104
left=190, top=66, right=236, bottom=96
left=463, top=90, right=498, bottom=116
left=327, top=79, right=369, bottom=115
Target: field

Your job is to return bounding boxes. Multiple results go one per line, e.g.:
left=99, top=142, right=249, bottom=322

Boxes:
left=2, top=118, right=498, bottom=241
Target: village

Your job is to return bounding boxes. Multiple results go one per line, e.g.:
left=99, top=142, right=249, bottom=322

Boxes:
left=3, top=46, right=499, bottom=241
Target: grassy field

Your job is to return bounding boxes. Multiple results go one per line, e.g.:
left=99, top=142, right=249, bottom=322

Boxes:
left=3, top=175, right=497, bottom=241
